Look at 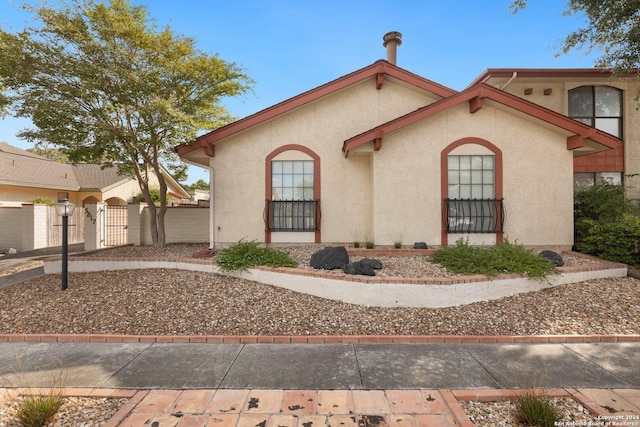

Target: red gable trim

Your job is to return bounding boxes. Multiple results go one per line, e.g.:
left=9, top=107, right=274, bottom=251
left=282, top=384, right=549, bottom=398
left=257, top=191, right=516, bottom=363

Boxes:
left=175, top=61, right=457, bottom=158
left=342, top=84, right=620, bottom=157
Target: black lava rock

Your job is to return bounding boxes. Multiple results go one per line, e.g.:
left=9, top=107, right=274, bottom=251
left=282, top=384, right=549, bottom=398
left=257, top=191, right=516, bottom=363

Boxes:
left=538, top=250, right=564, bottom=267
left=342, top=260, right=376, bottom=276
left=310, top=246, right=350, bottom=270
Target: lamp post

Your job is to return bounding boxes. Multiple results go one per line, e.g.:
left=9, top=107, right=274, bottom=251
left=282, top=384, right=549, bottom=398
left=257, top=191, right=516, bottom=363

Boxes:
left=55, top=198, right=75, bottom=291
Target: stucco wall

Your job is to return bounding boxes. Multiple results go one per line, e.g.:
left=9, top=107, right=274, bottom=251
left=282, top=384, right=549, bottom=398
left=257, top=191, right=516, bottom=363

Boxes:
left=210, top=78, right=438, bottom=245
left=207, top=77, right=576, bottom=248
left=132, top=206, right=209, bottom=246
left=0, top=185, right=81, bottom=207
left=370, top=103, right=574, bottom=247
left=499, top=79, right=640, bottom=200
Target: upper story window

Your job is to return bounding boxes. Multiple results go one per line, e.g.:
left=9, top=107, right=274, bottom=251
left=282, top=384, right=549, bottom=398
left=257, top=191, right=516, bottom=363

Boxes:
left=568, top=86, right=622, bottom=138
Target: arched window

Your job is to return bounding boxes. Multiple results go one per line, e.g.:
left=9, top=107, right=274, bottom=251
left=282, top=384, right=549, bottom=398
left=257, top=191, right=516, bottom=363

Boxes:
left=264, top=145, right=321, bottom=243
left=441, top=138, right=504, bottom=245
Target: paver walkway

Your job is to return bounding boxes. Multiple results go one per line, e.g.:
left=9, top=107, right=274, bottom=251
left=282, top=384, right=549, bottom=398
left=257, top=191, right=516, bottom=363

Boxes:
left=3, top=387, right=639, bottom=426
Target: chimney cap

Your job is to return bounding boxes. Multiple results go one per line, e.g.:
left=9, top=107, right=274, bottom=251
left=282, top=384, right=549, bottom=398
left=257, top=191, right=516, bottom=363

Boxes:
left=383, top=31, right=403, bottom=47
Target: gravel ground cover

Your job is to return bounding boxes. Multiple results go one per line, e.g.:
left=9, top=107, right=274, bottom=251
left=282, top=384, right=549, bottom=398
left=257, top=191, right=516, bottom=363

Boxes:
left=460, top=398, right=597, bottom=427
left=0, top=243, right=637, bottom=426
left=0, top=244, right=637, bottom=336
left=0, top=396, right=127, bottom=427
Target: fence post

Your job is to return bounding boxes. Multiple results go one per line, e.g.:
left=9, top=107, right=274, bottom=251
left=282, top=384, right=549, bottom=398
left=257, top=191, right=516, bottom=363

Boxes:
left=83, top=203, right=106, bottom=251
left=20, top=203, right=49, bottom=251
left=127, top=203, right=146, bottom=246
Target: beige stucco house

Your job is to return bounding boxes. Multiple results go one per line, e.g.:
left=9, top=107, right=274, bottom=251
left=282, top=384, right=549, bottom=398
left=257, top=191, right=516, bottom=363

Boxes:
left=177, top=32, right=630, bottom=250
left=0, top=142, right=190, bottom=208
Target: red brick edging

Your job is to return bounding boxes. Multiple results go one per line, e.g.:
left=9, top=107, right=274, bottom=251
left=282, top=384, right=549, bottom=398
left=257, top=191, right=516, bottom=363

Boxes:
left=1, top=333, right=638, bottom=344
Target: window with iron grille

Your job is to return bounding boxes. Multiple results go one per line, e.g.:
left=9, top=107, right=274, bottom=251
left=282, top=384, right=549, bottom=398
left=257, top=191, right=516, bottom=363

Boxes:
left=268, top=160, right=317, bottom=231
left=446, top=155, right=503, bottom=233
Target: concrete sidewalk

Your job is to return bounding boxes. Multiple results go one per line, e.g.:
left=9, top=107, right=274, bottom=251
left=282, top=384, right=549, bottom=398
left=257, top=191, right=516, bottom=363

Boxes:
left=0, top=341, right=638, bottom=426
left=0, top=341, right=638, bottom=390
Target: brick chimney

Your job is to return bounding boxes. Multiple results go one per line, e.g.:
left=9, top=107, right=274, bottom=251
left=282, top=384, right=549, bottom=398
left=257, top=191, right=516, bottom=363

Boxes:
left=383, top=31, right=402, bottom=65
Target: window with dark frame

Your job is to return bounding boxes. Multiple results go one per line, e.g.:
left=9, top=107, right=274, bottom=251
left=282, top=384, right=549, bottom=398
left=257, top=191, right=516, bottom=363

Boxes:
left=568, top=86, right=622, bottom=138
left=446, top=154, right=503, bottom=233
left=268, top=160, right=317, bottom=232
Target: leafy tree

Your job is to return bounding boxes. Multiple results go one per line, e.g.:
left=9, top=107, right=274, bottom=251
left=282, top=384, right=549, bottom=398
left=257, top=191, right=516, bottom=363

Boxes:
left=189, top=179, right=210, bottom=190
left=133, top=188, right=171, bottom=205
left=26, top=145, right=69, bottom=162
left=510, top=1, right=640, bottom=73
left=167, top=162, right=189, bottom=184
left=0, top=0, right=252, bottom=247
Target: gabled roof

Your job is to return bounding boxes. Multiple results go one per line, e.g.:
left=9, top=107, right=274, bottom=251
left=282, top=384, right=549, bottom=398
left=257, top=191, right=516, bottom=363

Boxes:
left=342, top=83, right=620, bottom=157
left=1, top=143, right=133, bottom=191
left=1, top=143, right=83, bottom=190
left=0, top=143, right=192, bottom=199
left=175, top=60, right=457, bottom=158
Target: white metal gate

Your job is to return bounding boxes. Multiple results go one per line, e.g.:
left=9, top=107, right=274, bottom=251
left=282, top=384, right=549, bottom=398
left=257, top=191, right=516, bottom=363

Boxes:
left=100, top=205, right=128, bottom=246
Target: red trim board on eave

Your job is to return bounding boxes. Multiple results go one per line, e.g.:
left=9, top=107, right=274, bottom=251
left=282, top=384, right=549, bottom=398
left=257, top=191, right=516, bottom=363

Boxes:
left=342, top=84, right=620, bottom=157
left=174, top=61, right=457, bottom=158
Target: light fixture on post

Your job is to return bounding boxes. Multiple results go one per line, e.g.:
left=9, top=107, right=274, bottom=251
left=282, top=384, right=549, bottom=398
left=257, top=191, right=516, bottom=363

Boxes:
left=55, top=198, right=75, bottom=291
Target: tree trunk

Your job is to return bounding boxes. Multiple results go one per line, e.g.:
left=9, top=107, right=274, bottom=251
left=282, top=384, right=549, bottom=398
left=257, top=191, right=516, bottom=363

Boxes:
left=153, top=166, right=169, bottom=249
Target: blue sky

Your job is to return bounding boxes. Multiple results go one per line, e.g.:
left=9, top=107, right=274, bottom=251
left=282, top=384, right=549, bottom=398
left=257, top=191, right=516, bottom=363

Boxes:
left=0, top=0, right=600, bottom=184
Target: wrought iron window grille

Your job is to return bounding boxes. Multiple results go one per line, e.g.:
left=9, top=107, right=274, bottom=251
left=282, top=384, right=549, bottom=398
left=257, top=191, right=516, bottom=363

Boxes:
left=264, top=199, right=320, bottom=232
left=444, top=198, right=505, bottom=234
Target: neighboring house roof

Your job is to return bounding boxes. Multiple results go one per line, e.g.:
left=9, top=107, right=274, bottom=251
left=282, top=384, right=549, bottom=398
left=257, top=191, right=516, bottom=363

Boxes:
left=342, top=83, right=621, bottom=157
left=176, top=60, right=457, bottom=160
left=73, top=163, right=131, bottom=191
left=0, top=143, right=191, bottom=199
left=0, top=142, right=81, bottom=190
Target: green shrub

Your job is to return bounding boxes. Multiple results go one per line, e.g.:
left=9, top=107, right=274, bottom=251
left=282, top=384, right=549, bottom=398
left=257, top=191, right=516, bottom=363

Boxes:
left=574, top=181, right=634, bottom=223
left=14, top=394, right=64, bottom=427
left=513, top=389, right=561, bottom=427
left=133, top=189, right=172, bottom=204
left=215, top=240, right=298, bottom=272
left=31, top=197, right=55, bottom=206
left=576, top=213, right=640, bottom=266
left=574, top=182, right=635, bottom=243
left=365, top=241, right=375, bottom=249
left=429, top=238, right=554, bottom=279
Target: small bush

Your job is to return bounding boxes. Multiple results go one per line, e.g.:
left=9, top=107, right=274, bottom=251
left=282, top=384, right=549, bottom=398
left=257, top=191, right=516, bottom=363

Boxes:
left=513, top=389, right=561, bottom=427
left=574, top=182, right=636, bottom=244
left=215, top=240, right=298, bottom=272
left=394, top=241, right=402, bottom=249
left=133, top=189, right=172, bottom=204
left=576, top=213, right=640, bottom=266
left=353, top=241, right=361, bottom=248
left=365, top=241, right=375, bottom=249
left=15, top=394, right=64, bottom=427
left=574, top=182, right=634, bottom=224
left=31, top=197, right=54, bottom=206
left=429, top=238, right=554, bottom=279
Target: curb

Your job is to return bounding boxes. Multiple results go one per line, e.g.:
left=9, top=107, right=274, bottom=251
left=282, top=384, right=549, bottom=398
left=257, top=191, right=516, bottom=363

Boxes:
left=1, top=333, right=639, bottom=344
